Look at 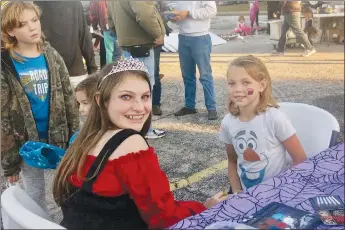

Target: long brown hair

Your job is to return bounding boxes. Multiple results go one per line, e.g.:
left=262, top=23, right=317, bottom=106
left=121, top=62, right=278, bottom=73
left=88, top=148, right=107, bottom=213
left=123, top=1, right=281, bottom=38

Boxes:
left=1, top=1, right=45, bottom=62
left=53, top=63, right=152, bottom=205
left=227, top=55, right=279, bottom=117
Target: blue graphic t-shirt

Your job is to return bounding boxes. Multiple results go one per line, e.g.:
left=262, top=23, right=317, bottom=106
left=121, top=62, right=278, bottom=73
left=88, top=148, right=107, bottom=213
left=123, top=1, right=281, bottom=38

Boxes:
left=12, top=54, right=50, bottom=139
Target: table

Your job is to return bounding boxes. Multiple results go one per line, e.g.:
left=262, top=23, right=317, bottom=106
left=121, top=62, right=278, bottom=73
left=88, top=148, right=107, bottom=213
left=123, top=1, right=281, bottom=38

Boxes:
left=266, top=13, right=344, bottom=43
left=168, top=142, right=344, bottom=229
left=313, top=13, right=345, bottom=18
left=311, top=13, right=344, bottom=44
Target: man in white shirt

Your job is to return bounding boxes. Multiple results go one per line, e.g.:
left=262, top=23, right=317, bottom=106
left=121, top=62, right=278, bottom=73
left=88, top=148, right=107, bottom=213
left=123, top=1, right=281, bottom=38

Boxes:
left=171, top=1, right=218, bottom=120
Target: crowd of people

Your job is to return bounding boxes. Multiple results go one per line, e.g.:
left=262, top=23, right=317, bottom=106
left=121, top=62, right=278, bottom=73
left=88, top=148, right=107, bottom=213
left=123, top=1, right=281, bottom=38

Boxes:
left=1, top=1, right=311, bottom=229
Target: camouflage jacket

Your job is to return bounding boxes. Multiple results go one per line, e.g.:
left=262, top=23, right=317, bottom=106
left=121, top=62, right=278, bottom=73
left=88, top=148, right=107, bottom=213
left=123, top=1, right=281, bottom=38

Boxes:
left=1, top=42, right=79, bottom=177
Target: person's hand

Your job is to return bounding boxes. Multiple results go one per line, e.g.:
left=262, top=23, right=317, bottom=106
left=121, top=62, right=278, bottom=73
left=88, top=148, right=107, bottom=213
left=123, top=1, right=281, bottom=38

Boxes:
left=204, top=191, right=229, bottom=209
left=154, top=35, right=164, bottom=46
left=171, top=10, right=190, bottom=22
left=7, top=174, right=19, bottom=184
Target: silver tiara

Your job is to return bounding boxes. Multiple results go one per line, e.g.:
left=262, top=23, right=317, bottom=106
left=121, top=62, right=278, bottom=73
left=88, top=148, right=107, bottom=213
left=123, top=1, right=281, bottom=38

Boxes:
left=99, top=57, right=149, bottom=86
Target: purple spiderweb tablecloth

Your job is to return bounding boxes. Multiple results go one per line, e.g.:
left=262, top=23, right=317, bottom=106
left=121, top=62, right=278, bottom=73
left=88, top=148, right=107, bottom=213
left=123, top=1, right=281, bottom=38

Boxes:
left=168, top=142, right=344, bottom=229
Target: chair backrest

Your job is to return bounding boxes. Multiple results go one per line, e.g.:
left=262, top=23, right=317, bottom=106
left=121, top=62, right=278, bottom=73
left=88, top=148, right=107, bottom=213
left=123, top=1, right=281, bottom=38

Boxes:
left=278, top=102, right=340, bottom=164
left=1, top=185, right=65, bottom=229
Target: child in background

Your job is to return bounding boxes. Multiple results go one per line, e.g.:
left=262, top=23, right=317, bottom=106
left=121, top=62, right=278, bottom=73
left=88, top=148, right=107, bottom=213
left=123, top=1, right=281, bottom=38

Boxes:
left=219, top=55, right=307, bottom=193
left=250, top=0, right=261, bottom=31
left=69, top=74, right=99, bottom=144
left=1, top=2, right=79, bottom=212
left=303, top=7, right=318, bottom=45
left=233, top=16, right=252, bottom=36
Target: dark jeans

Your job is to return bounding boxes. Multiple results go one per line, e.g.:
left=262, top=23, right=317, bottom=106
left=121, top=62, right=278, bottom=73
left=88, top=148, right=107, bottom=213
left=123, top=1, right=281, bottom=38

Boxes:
left=99, top=37, right=106, bottom=68
left=178, top=34, right=216, bottom=111
left=152, top=46, right=162, bottom=107
left=277, top=12, right=314, bottom=52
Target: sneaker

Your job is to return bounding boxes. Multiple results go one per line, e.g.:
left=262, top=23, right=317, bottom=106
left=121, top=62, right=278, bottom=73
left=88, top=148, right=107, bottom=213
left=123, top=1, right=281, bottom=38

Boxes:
left=152, top=105, right=162, bottom=116
left=145, top=129, right=166, bottom=139
left=208, top=110, right=218, bottom=120
left=302, top=48, right=316, bottom=57
left=174, top=107, right=197, bottom=116
left=271, top=50, right=284, bottom=56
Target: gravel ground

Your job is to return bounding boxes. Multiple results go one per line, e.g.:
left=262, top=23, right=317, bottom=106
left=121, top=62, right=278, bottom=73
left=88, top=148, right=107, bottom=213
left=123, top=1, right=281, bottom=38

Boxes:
left=1, top=46, right=344, bottom=225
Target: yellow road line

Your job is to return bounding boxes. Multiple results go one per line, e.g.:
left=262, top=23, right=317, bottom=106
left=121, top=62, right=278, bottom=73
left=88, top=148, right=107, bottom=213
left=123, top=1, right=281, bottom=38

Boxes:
left=169, top=160, right=228, bottom=191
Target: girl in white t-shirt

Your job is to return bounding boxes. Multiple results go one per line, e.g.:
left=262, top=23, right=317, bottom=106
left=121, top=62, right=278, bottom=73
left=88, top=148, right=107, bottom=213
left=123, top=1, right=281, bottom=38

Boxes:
left=219, top=55, right=306, bottom=193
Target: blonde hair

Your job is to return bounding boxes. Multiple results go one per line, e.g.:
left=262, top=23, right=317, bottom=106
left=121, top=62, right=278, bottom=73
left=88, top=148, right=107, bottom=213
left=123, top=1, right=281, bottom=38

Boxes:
left=53, top=63, right=152, bottom=205
left=227, top=55, right=279, bottom=117
left=238, top=15, right=245, bottom=22
left=1, top=1, right=45, bottom=62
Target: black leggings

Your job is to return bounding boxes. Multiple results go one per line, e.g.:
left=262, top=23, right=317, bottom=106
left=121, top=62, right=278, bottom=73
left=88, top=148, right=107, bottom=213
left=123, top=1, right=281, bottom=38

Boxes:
left=251, top=11, right=259, bottom=28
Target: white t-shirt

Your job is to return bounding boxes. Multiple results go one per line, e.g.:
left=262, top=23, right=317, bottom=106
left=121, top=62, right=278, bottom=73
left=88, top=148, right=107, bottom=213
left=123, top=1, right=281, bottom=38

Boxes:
left=219, top=107, right=296, bottom=189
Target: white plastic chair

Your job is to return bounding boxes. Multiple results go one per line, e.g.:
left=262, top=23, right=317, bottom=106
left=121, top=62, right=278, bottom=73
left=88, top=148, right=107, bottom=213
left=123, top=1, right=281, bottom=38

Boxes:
left=278, top=102, right=340, bottom=165
left=1, top=185, right=65, bottom=229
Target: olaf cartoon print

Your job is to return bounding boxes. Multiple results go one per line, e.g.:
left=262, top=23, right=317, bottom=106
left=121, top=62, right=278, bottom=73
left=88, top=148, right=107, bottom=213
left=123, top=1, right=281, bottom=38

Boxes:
left=234, top=129, right=268, bottom=188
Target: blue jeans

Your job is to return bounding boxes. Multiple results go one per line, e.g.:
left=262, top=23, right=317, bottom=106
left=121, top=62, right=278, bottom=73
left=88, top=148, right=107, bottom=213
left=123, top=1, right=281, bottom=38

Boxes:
left=123, top=49, right=155, bottom=132
left=123, top=49, right=155, bottom=87
left=108, top=31, right=123, bottom=63
left=178, top=34, right=216, bottom=111
left=153, top=46, right=162, bottom=107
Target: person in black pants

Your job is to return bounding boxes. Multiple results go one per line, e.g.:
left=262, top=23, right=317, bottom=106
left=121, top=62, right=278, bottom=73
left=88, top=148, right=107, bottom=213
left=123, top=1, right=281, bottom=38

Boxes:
left=89, top=0, right=108, bottom=68
left=152, top=45, right=163, bottom=116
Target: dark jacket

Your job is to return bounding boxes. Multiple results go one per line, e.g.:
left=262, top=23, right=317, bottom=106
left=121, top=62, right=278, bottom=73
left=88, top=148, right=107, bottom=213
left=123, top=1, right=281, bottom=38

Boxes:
left=281, top=1, right=301, bottom=14
left=1, top=42, right=79, bottom=177
left=34, top=1, right=97, bottom=76
left=107, top=0, right=166, bottom=48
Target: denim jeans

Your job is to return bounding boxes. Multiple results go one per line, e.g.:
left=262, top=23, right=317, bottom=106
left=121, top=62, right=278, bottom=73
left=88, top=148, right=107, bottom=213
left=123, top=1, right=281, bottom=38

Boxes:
left=108, top=31, right=123, bottom=63
left=123, top=49, right=155, bottom=132
left=153, top=46, right=162, bottom=107
left=277, top=12, right=314, bottom=52
left=123, top=49, right=155, bottom=87
left=178, top=34, right=216, bottom=111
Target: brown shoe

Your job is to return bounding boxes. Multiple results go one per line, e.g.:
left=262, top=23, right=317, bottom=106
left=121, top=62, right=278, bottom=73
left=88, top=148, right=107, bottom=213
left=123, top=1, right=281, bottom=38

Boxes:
left=159, top=74, right=164, bottom=79
left=174, top=107, right=197, bottom=116
left=152, top=106, right=162, bottom=116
